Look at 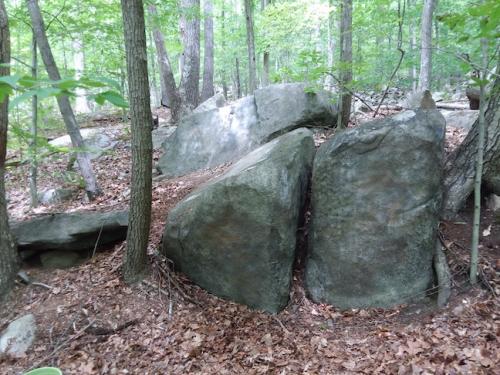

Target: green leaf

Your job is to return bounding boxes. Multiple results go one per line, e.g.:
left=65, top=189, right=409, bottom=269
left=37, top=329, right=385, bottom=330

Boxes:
left=94, top=90, right=128, bottom=108
left=0, top=74, right=22, bottom=87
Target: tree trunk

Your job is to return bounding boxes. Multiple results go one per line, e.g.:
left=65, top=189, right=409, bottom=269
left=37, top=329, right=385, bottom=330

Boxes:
left=179, top=0, right=201, bottom=111
left=148, top=5, right=182, bottom=122
left=200, top=0, right=214, bottom=102
left=0, top=0, right=19, bottom=301
left=244, top=0, right=257, bottom=94
left=121, top=0, right=153, bottom=284
left=73, top=38, right=91, bottom=113
left=26, top=0, right=101, bottom=199
left=221, top=5, right=228, bottom=99
left=324, top=0, right=336, bottom=91
left=417, top=0, right=435, bottom=91
left=148, top=29, right=160, bottom=107
left=261, top=0, right=271, bottom=87
left=235, top=57, right=241, bottom=99
left=30, top=33, right=38, bottom=208
left=408, top=0, right=417, bottom=91
left=443, top=73, right=500, bottom=219
left=337, top=0, right=352, bottom=129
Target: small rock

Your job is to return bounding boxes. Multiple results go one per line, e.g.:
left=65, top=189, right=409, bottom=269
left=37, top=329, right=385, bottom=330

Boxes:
left=486, top=194, right=500, bottom=211
left=0, top=314, right=36, bottom=358
left=38, top=188, right=75, bottom=205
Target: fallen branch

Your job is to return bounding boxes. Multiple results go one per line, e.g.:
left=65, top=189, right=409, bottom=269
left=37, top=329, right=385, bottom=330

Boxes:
left=436, top=102, right=470, bottom=110
left=86, top=318, right=138, bottom=336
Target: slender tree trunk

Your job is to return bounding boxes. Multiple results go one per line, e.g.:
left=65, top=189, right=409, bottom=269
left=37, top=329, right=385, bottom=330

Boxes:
left=324, top=0, right=336, bottom=91
left=261, top=0, right=271, bottom=87
left=469, top=38, right=488, bottom=284
left=148, top=29, right=160, bottom=107
left=179, top=0, right=201, bottom=111
left=0, top=0, right=19, bottom=301
left=235, top=57, right=241, bottom=98
left=27, top=0, right=101, bottom=199
left=244, top=0, right=257, bottom=93
left=221, top=5, right=228, bottom=99
left=443, top=72, right=500, bottom=219
left=121, top=0, right=153, bottom=284
left=408, top=0, right=417, bottom=91
left=200, top=0, right=214, bottom=102
left=73, top=38, right=91, bottom=113
left=149, top=5, right=182, bottom=122
left=417, top=0, right=436, bottom=91
left=337, top=0, right=352, bottom=128
left=30, top=33, right=38, bottom=208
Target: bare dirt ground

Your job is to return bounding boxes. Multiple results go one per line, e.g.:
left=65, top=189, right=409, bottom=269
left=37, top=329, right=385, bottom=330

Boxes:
left=0, top=108, right=498, bottom=374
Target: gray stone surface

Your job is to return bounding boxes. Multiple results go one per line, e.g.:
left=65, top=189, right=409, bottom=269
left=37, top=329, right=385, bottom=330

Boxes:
left=49, top=127, right=118, bottom=159
left=11, top=210, right=128, bottom=255
left=157, top=83, right=336, bottom=178
left=305, top=110, right=446, bottom=308
left=193, top=93, right=226, bottom=114
left=0, top=314, right=36, bottom=358
left=162, top=128, right=315, bottom=313
left=442, top=110, right=478, bottom=130
left=40, top=250, right=83, bottom=269
left=38, top=188, right=76, bottom=205
left=152, top=126, right=177, bottom=149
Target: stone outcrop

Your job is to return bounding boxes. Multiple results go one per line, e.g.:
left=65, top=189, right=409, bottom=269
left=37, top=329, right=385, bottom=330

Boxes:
left=305, top=110, right=446, bottom=308
left=157, top=83, right=336, bottom=178
left=162, top=129, right=315, bottom=313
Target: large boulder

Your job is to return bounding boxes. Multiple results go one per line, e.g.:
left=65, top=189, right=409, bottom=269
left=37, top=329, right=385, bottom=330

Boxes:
left=442, top=110, right=478, bottom=130
left=193, top=92, right=226, bottom=114
left=162, top=128, right=315, bottom=313
left=305, top=110, right=446, bottom=308
left=157, top=83, right=336, bottom=178
left=49, top=127, right=118, bottom=159
left=11, top=210, right=128, bottom=256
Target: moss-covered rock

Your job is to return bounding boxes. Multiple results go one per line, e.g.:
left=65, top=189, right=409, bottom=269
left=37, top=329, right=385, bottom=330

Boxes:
left=305, top=110, right=446, bottom=308
left=162, top=128, right=315, bottom=313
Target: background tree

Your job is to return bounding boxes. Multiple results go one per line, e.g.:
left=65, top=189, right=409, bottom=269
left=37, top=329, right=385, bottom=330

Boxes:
left=121, top=0, right=153, bottom=284
left=244, top=0, right=256, bottom=93
left=201, top=0, right=214, bottom=102
left=0, top=0, right=19, bottom=300
left=417, top=0, right=436, bottom=91
left=26, top=0, right=101, bottom=199
left=179, top=0, right=201, bottom=111
left=337, top=0, right=352, bottom=128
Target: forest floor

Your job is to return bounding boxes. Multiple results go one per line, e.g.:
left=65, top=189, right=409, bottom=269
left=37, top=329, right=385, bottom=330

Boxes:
left=0, top=107, right=499, bottom=374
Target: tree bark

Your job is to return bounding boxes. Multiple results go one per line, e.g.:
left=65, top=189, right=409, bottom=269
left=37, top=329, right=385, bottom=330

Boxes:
left=221, top=4, right=228, bottom=99
left=0, top=0, right=19, bottom=301
left=244, top=0, right=257, bottom=93
left=235, top=57, right=241, bottom=99
left=200, top=0, right=214, bottom=102
left=148, top=5, right=182, bottom=122
left=337, top=0, right=352, bottom=128
left=443, top=74, right=500, bottom=219
left=261, top=0, right=271, bottom=87
left=408, top=0, right=417, bottom=91
left=73, top=38, right=91, bottom=113
left=147, top=29, right=160, bottom=107
left=121, top=0, right=153, bottom=284
left=417, top=0, right=436, bottom=91
left=179, top=0, right=201, bottom=111
left=26, top=0, right=101, bottom=199
left=30, top=33, right=38, bottom=208
left=324, top=0, right=336, bottom=91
